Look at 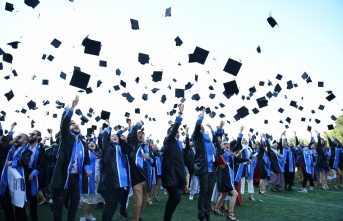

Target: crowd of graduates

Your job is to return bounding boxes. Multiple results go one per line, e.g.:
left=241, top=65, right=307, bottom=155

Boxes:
left=0, top=96, right=343, bottom=221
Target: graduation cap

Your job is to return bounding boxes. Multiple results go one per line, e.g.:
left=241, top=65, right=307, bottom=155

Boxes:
left=264, top=119, right=268, bottom=124
left=311, top=110, right=315, bottom=114
left=290, top=100, right=297, bottom=108
left=3, top=53, right=13, bottom=63
left=257, top=45, right=261, bottom=53
left=209, top=93, right=215, bottom=99
left=97, top=80, right=102, bottom=87
left=219, top=103, right=225, bottom=108
left=24, top=0, right=40, bottom=9
left=268, top=79, right=273, bottom=86
left=113, top=85, right=120, bottom=91
left=223, top=80, right=239, bottom=95
left=195, top=74, right=198, bottom=82
left=69, top=70, right=90, bottom=90
left=185, top=82, right=193, bottom=90
left=252, top=108, right=259, bottom=114
left=89, top=108, right=94, bottom=114
left=318, top=105, right=325, bottom=110
left=142, top=93, right=148, bottom=101
left=135, top=108, right=140, bottom=114
left=165, top=7, right=171, bottom=17
left=326, top=93, right=336, bottom=101
left=301, top=117, right=306, bottom=122
left=151, top=88, right=159, bottom=94
left=327, top=124, right=334, bottom=130
left=42, top=79, right=49, bottom=85
left=161, top=95, right=167, bottom=104
left=307, top=125, right=312, bottom=132
left=7, top=41, right=20, bottom=49
left=100, top=110, right=110, bottom=120
left=86, top=87, right=93, bottom=94
left=0, top=115, right=4, bottom=122
left=60, top=72, right=66, bottom=80
left=189, top=46, right=209, bottom=65
left=241, top=95, right=245, bottom=100
left=219, top=113, right=225, bottom=118
left=276, top=74, right=282, bottom=80
left=4, top=90, right=14, bottom=101
left=259, top=81, right=265, bottom=86
left=0, top=62, right=2, bottom=70
left=223, top=58, right=242, bottom=76
left=151, top=71, right=163, bottom=82
left=249, top=86, right=257, bottom=94
left=41, top=54, right=46, bottom=60
left=306, top=76, right=312, bottom=84
left=237, top=106, right=249, bottom=118
left=11, top=69, right=18, bottom=77
left=278, top=108, right=284, bottom=113
left=318, top=81, right=324, bottom=87
left=138, top=53, right=149, bottom=64
left=287, top=80, right=293, bottom=89
left=80, top=115, right=89, bottom=123
left=285, top=117, right=291, bottom=124
left=249, top=128, right=254, bottom=133
left=124, top=112, right=130, bottom=118
left=298, top=106, right=304, bottom=111
left=5, top=2, right=14, bottom=12
left=120, top=80, right=126, bottom=88
left=4, top=75, right=10, bottom=80
left=1, top=111, right=6, bottom=116
left=266, top=91, right=273, bottom=99
left=53, top=113, right=57, bottom=118
left=135, top=77, right=140, bottom=84
left=87, top=113, right=92, bottom=118
left=274, top=83, right=282, bottom=93
left=267, top=15, right=278, bottom=28
left=191, top=93, right=201, bottom=101
left=175, top=89, right=184, bottom=98
left=51, top=38, right=61, bottom=48
left=27, top=100, right=36, bottom=110
left=175, top=36, right=183, bottom=46
left=130, top=18, right=139, bottom=30
left=21, top=108, right=27, bottom=114
left=47, top=55, right=54, bottom=61
left=314, top=119, right=321, bottom=124
left=233, top=114, right=241, bottom=121
left=82, top=36, right=101, bottom=56
left=331, top=115, right=337, bottom=121
left=301, top=72, right=309, bottom=80
left=95, top=116, right=100, bottom=122
left=122, top=92, right=135, bottom=103
left=75, top=109, right=83, bottom=116
left=256, top=96, right=268, bottom=108
left=99, top=60, right=107, bottom=67
left=208, top=85, right=214, bottom=90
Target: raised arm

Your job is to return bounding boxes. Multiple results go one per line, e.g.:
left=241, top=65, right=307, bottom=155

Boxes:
left=102, top=119, right=111, bottom=149
left=192, top=107, right=205, bottom=139
left=165, top=104, right=184, bottom=143
left=232, top=126, right=244, bottom=152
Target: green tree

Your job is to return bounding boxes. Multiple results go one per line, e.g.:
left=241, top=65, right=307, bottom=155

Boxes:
left=328, top=115, right=343, bottom=141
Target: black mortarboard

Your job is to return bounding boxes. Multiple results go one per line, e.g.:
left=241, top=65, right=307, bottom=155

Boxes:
left=318, top=81, right=324, bottom=87
left=75, top=109, right=83, bottom=116
left=286, top=117, right=291, bottom=124
left=82, top=37, right=101, bottom=56
left=326, top=90, right=333, bottom=94
left=4, top=90, right=14, bottom=101
left=278, top=108, right=284, bottom=113
left=27, top=100, right=36, bottom=110
left=223, top=80, right=239, bottom=95
left=252, top=108, right=259, bottom=114
left=3, top=53, right=13, bottom=63
left=191, top=93, right=200, bottom=101
left=70, top=70, right=90, bottom=90
left=287, top=80, right=293, bottom=90
left=249, top=86, right=257, bottom=94
left=120, top=80, right=126, bottom=88
left=24, top=0, right=40, bottom=8
left=161, top=95, right=167, bottom=104
left=257, top=45, right=261, bottom=53
left=99, top=60, right=107, bottom=67
left=47, top=55, right=54, bottom=61
left=135, top=77, right=140, bottom=84
left=285, top=125, right=289, bottom=129
left=318, top=105, right=325, bottom=110
left=267, top=15, right=278, bottom=28
left=209, top=111, right=216, bottom=118
left=290, top=100, right=297, bottom=108
left=279, top=120, right=283, bottom=124
left=138, top=53, right=149, bottom=64
left=124, top=112, right=130, bottom=118
left=5, top=2, right=14, bottom=11
left=87, top=113, right=92, bottom=117
left=1, top=111, right=6, bottom=116
left=195, top=74, right=198, bottom=82
left=241, top=95, right=245, bottom=100
left=165, top=7, right=171, bottom=17
left=268, top=79, right=273, bottom=86
left=301, top=72, right=308, bottom=80
left=87, top=128, right=93, bottom=136
left=306, top=76, right=312, bottom=84
left=327, top=125, right=334, bottom=130
left=42, top=79, right=49, bottom=85
left=4, top=75, right=10, bottom=80
left=114, top=68, right=121, bottom=76
left=175, top=89, right=184, bottom=98
left=219, top=103, right=225, bottom=108
left=326, top=93, right=336, bottom=101
left=51, top=38, right=61, bottom=48
left=208, top=85, right=214, bottom=90
left=151, top=88, right=159, bottom=94
left=95, top=116, right=100, bottom=122
left=233, top=114, right=240, bottom=121
left=314, top=118, right=320, bottom=124
left=80, top=115, right=89, bottom=123
left=11, top=69, right=17, bottom=77
left=180, top=98, right=186, bottom=103
left=331, top=115, right=337, bottom=121
left=185, top=82, right=193, bottom=90
left=102, top=123, right=108, bottom=129
left=135, top=108, right=140, bottom=114
left=266, top=91, right=273, bottom=99
left=276, top=74, right=282, bottom=80
left=0, top=115, right=4, bottom=121
left=294, top=83, right=298, bottom=87
left=100, top=110, right=110, bottom=120
left=307, top=125, right=312, bottom=132
left=0, top=62, right=2, bottom=70
left=89, top=108, right=94, bottom=113
left=311, top=110, right=315, bottom=114
left=209, top=93, right=216, bottom=99
left=86, top=87, right=93, bottom=94
left=175, top=36, right=183, bottom=46
left=130, top=18, right=139, bottom=30
left=142, top=93, right=148, bottom=101
left=296, top=106, right=303, bottom=111
left=256, top=96, right=268, bottom=108
left=223, top=58, right=242, bottom=76
left=259, top=81, right=265, bottom=86
left=189, top=46, right=209, bottom=65
left=301, top=117, right=306, bottom=122
left=151, top=71, right=162, bottom=82
left=7, top=41, right=20, bottom=49
left=173, top=78, right=177, bottom=82
left=122, top=92, right=135, bottom=103
left=60, top=72, right=66, bottom=80
left=53, top=113, right=57, bottom=118
left=274, top=83, right=282, bottom=93
left=21, top=108, right=27, bottom=114
left=237, top=106, right=249, bottom=118
left=42, top=54, right=46, bottom=60
left=219, top=113, right=225, bottom=118
left=264, top=119, right=268, bottom=124
left=113, top=85, right=120, bottom=91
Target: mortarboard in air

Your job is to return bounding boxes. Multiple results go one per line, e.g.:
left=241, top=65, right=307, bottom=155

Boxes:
left=80, top=115, right=89, bottom=123
left=100, top=110, right=110, bottom=120
left=42, top=79, right=49, bottom=85
left=241, top=95, right=245, bottom=100
left=237, top=106, right=249, bottom=119
left=250, top=128, right=254, bottom=133
left=267, top=15, right=278, bottom=28
left=87, top=128, right=93, bottom=136
left=60, top=72, right=66, bottom=80
left=95, top=116, right=100, bottom=122
left=1, top=111, right=6, bottom=116
left=172, top=78, right=177, bottom=82
left=195, top=74, right=198, bottom=82
left=175, top=36, right=183, bottom=46
left=326, top=90, right=333, bottom=94
left=252, top=108, right=259, bottom=114
left=298, top=106, right=304, bottom=111
left=315, top=119, right=321, bottom=124
left=161, top=95, right=167, bottom=104
left=285, top=125, right=289, bottom=129
left=12, top=69, right=18, bottom=76
left=266, top=91, right=273, bottom=99
left=55, top=100, right=65, bottom=108
left=97, top=80, right=102, bottom=88
left=219, top=113, right=225, bottom=118
left=274, top=83, right=282, bottom=93
left=142, top=93, right=148, bottom=101
left=86, top=87, right=93, bottom=94
left=99, top=60, right=107, bottom=67
left=165, top=7, right=171, bottom=17
left=309, top=118, right=312, bottom=122
left=124, top=112, right=130, bottom=118
left=213, top=79, right=217, bottom=83
left=331, top=115, right=337, bottom=121
left=327, top=125, right=334, bottom=130
left=287, top=80, right=293, bottom=89
left=268, top=79, right=273, bottom=86
left=4, top=90, right=14, bottom=101
left=69, top=70, right=90, bottom=90
left=75, top=109, right=82, bottom=116
left=53, top=114, right=57, bottom=118
left=185, top=82, right=193, bottom=90
left=74, top=66, right=81, bottom=71
left=257, top=45, right=261, bottom=53
left=3, top=53, right=13, bottom=63
left=318, top=81, right=324, bottom=87
left=122, top=92, right=135, bottom=103
left=116, top=68, right=121, bottom=75
left=0, top=115, right=4, bottom=122
left=120, top=80, right=126, bottom=88
left=92, top=125, right=97, bottom=130
left=264, top=119, right=268, bottom=124
left=130, top=18, right=139, bottom=30
left=311, top=110, right=315, bottom=114
left=27, top=100, right=36, bottom=110
left=247, top=96, right=250, bottom=100
left=301, top=72, right=308, bottom=80
left=113, top=85, right=120, bottom=91
left=89, top=108, right=94, bottom=113
left=233, top=113, right=241, bottom=121
left=306, top=76, right=312, bottom=84
left=219, top=103, right=225, bottom=108
left=223, top=58, right=242, bottom=76
left=259, top=81, right=265, bottom=86
left=87, top=113, right=92, bottom=118
left=135, top=108, right=140, bottom=114
left=24, top=0, right=40, bottom=8
left=82, top=36, right=101, bottom=56
left=0, top=62, right=2, bottom=70
left=135, top=77, right=140, bottom=84
left=7, top=41, right=20, bottom=49
left=209, top=93, right=215, bottom=99
left=209, top=111, right=216, bottom=118
left=209, top=85, right=214, bottom=90
left=47, top=55, right=54, bottom=61
left=42, top=54, right=46, bottom=60
left=138, top=53, right=149, bottom=64
left=326, top=93, right=336, bottom=101
left=286, top=117, right=291, bottom=124
left=189, top=47, right=209, bottom=65
left=175, top=89, right=184, bottom=98
left=294, top=83, right=298, bottom=87
left=151, top=88, right=159, bottom=94
left=191, top=93, right=200, bottom=101
left=21, top=108, right=27, bottom=114
left=249, top=86, right=256, bottom=94
left=180, top=97, right=186, bottom=103
left=151, top=71, right=163, bottom=82
left=278, top=108, right=284, bottom=113
left=318, top=105, right=325, bottom=110
left=276, top=74, right=282, bottom=80
left=223, top=80, right=239, bottom=95
left=5, top=2, right=14, bottom=11
left=51, top=38, right=61, bottom=48
left=256, top=96, right=268, bottom=108
left=290, top=100, right=297, bottom=108
left=301, top=117, right=306, bottom=122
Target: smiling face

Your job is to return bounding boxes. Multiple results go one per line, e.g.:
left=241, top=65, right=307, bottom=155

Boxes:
left=88, top=141, right=96, bottom=150
left=70, top=120, right=80, bottom=134
left=200, top=125, right=205, bottom=133
left=137, top=131, right=145, bottom=143
left=110, top=134, right=119, bottom=143
left=28, top=130, right=41, bottom=144
left=13, top=133, right=29, bottom=148
left=242, top=138, right=248, bottom=145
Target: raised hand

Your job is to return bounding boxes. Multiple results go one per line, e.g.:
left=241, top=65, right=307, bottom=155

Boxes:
left=206, top=123, right=212, bottom=130
left=240, top=126, right=245, bottom=133
left=70, top=95, right=79, bottom=110
left=105, top=119, right=110, bottom=126
left=178, top=103, right=184, bottom=112
left=186, top=127, right=189, bottom=133
left=219, top=120, right=225, bottom=128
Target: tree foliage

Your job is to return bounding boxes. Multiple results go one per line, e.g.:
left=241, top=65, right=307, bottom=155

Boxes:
left=328, top=115, right=343, bottom=141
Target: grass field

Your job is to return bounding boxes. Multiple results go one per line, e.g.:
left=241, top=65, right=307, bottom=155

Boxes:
left=1, top=180, right=343, bottom=221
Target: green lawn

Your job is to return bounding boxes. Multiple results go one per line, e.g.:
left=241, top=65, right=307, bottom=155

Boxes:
left=1, top=181, right=343, bottom=221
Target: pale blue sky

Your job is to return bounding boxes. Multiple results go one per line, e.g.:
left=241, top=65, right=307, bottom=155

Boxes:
left=1, top=0, right=343, bottom=140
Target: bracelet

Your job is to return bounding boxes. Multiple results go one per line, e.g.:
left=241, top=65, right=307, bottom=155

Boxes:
left=178, top=112, right=183, bottom=114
